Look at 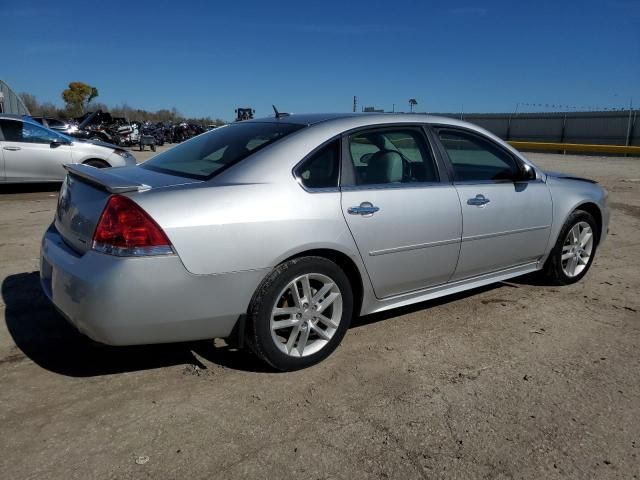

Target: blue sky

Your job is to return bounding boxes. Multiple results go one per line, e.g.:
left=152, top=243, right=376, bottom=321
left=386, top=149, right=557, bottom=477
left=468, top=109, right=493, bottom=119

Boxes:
left=2, top=0, right=639, bottom=120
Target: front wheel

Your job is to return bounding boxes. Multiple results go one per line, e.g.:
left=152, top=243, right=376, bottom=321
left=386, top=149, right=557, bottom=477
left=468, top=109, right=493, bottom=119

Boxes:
left=542, top=209, right=598, bottom=285
left=246, top=256, right=353, bottom=371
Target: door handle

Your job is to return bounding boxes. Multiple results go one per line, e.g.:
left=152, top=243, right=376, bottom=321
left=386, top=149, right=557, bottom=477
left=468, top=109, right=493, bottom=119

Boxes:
left=3, top=146, right=21, bottom=151
left=348, top=202, right=380, bottom=216
left=467, top=194, right=490, bottom=206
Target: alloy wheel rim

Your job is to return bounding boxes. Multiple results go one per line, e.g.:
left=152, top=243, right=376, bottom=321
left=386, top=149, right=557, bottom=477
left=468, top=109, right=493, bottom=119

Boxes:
left=561, top=221, right=594, bottom=278
left=270, top=273, right=343, bottom=358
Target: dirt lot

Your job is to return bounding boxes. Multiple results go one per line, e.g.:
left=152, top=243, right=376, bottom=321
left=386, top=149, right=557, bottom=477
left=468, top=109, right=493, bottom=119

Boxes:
left=1, top=148, right=638, bottom=479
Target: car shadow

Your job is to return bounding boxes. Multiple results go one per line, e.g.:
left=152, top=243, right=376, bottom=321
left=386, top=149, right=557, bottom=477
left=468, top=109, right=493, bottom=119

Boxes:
left=3, top=271, right=534, bottom=378
left=2, top=272, right=271, bottom=377
left=351, top=283, right=510, bottom=329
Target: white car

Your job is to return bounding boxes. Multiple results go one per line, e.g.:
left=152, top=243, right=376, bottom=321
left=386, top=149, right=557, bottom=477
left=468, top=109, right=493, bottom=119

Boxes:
left=0, top=115, right=137, bottom=183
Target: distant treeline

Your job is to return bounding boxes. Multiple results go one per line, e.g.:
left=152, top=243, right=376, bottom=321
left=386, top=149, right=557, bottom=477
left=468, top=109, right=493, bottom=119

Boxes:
left=19, top=92, right=226, bottom=126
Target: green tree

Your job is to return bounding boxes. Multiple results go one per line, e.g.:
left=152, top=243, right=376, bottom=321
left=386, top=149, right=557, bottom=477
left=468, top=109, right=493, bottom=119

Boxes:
left=408, top=98, right=418, bottom=112
left=61, top=82, right=99, bottom=116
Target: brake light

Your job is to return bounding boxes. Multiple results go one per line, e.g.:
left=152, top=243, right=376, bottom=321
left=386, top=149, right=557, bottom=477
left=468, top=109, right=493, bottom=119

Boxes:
left=92, top=195, right=173, bottom=256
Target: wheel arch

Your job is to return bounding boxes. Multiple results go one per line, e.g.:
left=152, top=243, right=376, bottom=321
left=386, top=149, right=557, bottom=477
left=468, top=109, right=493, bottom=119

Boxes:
left=572, top=201, right=603, bottom=244
left=279, top=248, right=366, bottom=318
left=541, top=196, right=605, bottom=268
left=82, top=158, right=110, bottom=168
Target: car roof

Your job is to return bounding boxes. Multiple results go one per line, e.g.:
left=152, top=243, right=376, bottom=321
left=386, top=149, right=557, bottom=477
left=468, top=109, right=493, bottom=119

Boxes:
left=243, top=112, right=474, bottom=130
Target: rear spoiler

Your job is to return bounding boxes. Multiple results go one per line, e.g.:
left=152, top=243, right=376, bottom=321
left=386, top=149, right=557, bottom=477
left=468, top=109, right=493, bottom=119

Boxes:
left=64, top=164, right=151, bottom=193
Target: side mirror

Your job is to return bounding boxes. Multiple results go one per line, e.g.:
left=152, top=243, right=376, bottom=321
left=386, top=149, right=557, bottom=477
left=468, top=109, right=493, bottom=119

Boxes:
left=518, top=163, right=537, bottom=181
left=50, top=138, right=70, bottom=148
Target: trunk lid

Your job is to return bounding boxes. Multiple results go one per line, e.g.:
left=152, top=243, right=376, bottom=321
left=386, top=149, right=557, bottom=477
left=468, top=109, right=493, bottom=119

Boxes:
left=55, top=164, right=202, bottom=254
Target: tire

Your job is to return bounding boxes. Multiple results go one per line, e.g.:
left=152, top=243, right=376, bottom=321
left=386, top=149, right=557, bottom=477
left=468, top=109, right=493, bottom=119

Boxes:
left=151, top=144, right=156, bottom=152
left=84, top=159, right=110, bottom=168
left=246, top=256, right=353, bottom=371
left=542, top=209, right=598, bottom=285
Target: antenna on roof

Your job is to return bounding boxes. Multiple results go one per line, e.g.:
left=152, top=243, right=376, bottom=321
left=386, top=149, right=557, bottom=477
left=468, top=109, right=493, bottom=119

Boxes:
left=272, top=105, right=290, bottom=119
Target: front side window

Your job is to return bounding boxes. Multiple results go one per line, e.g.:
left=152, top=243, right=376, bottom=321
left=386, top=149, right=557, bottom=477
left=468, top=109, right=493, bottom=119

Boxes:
left=295, top=139, right=340, bottom=189
left=436, top=129, right=520, bottom=182
left=142, top=122, right=304, bottom=180
left=22, top=122, right=61, bottom=143
left=346, top=128, right=438, bottom=186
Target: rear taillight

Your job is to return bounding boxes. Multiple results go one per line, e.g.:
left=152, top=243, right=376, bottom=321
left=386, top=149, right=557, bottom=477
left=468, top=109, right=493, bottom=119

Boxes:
left=92, top=195, right=173, bottom=256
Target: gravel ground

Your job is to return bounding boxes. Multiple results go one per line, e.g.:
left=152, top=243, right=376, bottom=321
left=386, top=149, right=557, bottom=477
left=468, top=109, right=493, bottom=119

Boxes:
left=0, top=148, right=638, bottom=479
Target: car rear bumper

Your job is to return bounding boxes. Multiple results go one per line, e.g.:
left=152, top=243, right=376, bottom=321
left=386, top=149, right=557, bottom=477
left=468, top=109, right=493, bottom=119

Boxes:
left=40, top=223, right=268, bottom=346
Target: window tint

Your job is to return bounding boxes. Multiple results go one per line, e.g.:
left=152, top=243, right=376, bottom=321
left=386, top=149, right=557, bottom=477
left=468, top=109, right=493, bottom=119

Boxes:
left=0, top=120, right=20, bottom=141
left=437, top=129, right=519, bottom=182
left=295, top=139, right=340, bottom=189
left=347, top=128, right=437, bottom=185
left=142, top=122, right=304, bottom=180
left=22, top=122, right=60, bottom=143
left=0, top=120, right=60, bottom=143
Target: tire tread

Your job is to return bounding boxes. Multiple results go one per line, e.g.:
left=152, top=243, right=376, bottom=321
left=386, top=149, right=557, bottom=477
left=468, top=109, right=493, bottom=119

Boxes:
left=245, top=256, right=352, bottom=371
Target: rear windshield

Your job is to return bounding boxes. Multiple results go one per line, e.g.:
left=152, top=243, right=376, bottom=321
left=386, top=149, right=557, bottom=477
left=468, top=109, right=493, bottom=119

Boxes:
left=141, top=122, right=304, bottom=180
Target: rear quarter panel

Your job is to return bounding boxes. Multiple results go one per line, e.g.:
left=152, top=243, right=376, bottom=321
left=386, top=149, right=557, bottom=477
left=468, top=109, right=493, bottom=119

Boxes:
left=132, top=181, right=363, bottom=276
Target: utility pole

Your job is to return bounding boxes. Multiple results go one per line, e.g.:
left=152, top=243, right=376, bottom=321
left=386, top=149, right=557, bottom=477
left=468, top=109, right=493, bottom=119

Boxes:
left=626, top=97, right=634, bottom=146
left=353, top=96, right=357, bottom=113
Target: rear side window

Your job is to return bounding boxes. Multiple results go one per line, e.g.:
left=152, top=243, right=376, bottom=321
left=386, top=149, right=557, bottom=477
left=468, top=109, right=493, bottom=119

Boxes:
left=142, top=122, right=304, bottom=180
left=346, top=128, right=438, bottom=186
left=436, top=129, right=519, bottom=182
left=0, top=120, right=21, bottom=141
left=295, top=139, right=340, bottom=189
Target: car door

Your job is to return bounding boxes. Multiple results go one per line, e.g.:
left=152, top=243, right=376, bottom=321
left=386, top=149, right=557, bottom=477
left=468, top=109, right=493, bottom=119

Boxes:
left=0, top=119, right=72, bottom=181
left=432, top=127, right=552, bottom=281
left=340, top=126, right=462, bottom=299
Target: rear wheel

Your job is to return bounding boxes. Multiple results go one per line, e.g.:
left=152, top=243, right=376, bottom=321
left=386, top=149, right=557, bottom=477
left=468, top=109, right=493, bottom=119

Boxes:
left=542, top=209, right=598, bottom=285
left=84, top=159, right=110, bottom=168
left=246, top=256, right=353, bottom=371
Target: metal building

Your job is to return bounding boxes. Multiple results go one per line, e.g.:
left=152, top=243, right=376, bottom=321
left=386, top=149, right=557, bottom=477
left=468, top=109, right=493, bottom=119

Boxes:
left=436, top=110, right=639, bottom=146
left=0, top=79, right=30, bottom=115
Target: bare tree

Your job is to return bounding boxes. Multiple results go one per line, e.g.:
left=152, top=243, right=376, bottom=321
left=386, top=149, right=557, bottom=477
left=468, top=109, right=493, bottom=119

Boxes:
left=19, top=93, right=38, bottom=113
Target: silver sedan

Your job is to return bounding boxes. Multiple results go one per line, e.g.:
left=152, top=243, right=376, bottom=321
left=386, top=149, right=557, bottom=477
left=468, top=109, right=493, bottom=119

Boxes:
left=40, top=113, right=609, bottom=370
